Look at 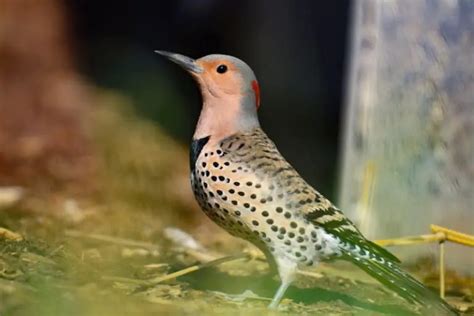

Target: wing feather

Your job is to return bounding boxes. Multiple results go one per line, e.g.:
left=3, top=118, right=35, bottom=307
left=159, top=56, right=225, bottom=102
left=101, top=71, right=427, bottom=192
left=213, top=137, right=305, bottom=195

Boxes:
left=219, top=128, right=400, bottom=264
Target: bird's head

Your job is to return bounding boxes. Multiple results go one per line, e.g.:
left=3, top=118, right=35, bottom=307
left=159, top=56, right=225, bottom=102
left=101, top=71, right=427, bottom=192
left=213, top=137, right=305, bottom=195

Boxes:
left=156, top=51, right=261, bottom=139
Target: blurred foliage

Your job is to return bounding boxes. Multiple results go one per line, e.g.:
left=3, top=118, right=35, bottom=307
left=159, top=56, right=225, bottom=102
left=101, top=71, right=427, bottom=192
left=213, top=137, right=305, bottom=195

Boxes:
left=89, top=91, right=200, bottom=232
left=0, top=0, right=94, bottom=195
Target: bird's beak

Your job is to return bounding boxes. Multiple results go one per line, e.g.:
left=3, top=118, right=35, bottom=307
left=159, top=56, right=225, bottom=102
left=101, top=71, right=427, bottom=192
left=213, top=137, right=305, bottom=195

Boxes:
left=155, top=50, right=203, bottom=74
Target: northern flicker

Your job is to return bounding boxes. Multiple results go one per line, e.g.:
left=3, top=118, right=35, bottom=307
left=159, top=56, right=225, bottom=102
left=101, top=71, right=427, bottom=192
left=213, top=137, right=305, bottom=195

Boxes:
left=155, top=51, right=457, bottom=315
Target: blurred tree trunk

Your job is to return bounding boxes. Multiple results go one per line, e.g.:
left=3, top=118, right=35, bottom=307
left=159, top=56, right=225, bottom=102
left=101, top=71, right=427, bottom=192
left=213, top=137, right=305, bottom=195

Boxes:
left=0, top=0, right=95, bottom=194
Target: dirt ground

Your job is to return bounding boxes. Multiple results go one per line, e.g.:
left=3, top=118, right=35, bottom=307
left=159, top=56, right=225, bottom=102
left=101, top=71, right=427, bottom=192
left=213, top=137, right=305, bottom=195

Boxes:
left=0, top=97, right=472, bottom=316
left=1, top=208, right=472, bottom=316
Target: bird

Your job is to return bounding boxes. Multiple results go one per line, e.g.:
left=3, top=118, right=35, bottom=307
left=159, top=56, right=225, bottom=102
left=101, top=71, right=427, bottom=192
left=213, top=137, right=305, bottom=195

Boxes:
left=155, top=50, right=458, bottom=315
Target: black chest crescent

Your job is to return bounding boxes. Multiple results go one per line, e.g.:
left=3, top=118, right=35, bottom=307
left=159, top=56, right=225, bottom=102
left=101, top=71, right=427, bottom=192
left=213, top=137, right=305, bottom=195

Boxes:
left=190, top=136, right=210, bottom=172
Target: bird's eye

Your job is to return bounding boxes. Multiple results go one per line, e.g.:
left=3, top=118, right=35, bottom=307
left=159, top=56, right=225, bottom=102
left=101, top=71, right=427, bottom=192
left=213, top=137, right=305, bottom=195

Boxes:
left=216, top=64, right=228, bottom=74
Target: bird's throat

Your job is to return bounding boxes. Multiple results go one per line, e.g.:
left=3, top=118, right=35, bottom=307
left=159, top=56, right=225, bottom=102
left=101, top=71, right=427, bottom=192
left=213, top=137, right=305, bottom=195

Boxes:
left=193, top=96, right=260, bottom=141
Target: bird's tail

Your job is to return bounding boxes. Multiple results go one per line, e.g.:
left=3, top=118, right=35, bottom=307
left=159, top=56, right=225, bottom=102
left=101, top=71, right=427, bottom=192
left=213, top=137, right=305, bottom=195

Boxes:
left=343, top=251, right=458, bottom=315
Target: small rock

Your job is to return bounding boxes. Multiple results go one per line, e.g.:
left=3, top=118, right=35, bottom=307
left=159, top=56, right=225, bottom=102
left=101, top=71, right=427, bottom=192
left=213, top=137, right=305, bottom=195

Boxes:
left=0, top=227, right=23, bottom=241
left=0, top=187, right=24, bottom=209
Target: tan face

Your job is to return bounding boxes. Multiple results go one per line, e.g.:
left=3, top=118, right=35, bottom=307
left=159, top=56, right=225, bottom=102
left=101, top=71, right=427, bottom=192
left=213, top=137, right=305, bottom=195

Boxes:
left=194, top=58, right=245, bottom=98
left=155, top=51, right=259, bottom=108
left=155, top=51, right=261, bottom=138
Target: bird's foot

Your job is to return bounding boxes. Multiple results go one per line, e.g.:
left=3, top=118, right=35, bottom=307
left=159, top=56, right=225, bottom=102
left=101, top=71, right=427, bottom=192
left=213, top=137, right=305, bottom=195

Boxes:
left=211, top=289, right=266, bottom=303
left=267, top=300, right=279, bottom=310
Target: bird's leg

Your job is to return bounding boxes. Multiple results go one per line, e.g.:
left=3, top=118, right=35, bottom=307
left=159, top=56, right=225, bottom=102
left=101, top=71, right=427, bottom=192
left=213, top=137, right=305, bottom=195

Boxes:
left=268, top=258, right=297, bottom=309
left=268, top=280, right=292, bottom=309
